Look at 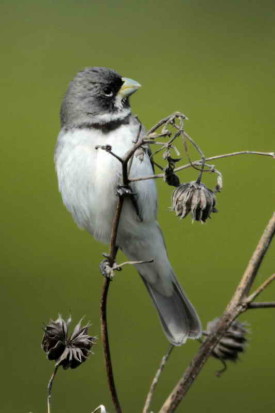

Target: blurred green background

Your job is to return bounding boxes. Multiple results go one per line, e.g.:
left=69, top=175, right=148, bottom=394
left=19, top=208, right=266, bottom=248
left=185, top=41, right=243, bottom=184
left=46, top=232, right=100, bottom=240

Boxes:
left=0, top=0, right=274, bottom=412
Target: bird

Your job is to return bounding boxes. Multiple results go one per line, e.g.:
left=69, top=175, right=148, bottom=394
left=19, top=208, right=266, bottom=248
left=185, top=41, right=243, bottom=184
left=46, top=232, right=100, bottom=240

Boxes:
left=55, top=67, right=201, bottom=345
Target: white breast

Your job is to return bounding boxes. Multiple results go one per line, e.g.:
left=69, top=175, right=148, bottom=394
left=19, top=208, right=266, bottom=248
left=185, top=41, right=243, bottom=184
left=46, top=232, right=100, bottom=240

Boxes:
left=55, top=121, right=157, bottom=243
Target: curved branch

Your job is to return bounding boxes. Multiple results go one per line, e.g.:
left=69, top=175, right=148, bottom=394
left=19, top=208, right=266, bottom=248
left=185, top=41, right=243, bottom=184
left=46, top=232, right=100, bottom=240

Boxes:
left=99, top=124, right=144, bottom=413
left=129, top=151, right=274, bottom=183
left=100, top=198, right=124, bottom=413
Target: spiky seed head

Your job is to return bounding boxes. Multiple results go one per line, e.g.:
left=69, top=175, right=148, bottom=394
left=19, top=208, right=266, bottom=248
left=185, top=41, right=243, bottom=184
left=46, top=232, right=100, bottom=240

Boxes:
left=172, top=181, right=217, bottom=222
left=42, top=315, right=96, bottom=369
left=206, top=318, right=248, bottom=362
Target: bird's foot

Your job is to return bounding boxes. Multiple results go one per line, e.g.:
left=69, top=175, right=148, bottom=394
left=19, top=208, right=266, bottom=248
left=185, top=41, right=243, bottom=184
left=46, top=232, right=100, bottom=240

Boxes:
left=99, top=256, right=122, bottom=280
left=100, top=259, right=114, bottom=279
left=116, top=185, right=134, bottom=198
left=117, top=185, right=142, bottom=221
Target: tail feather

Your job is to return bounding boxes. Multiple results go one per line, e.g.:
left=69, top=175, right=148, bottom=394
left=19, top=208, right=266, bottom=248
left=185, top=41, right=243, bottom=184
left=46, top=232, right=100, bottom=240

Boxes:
left=119, top=221, right=201, bottom=345
left=141, top=272, right=201, bottom=345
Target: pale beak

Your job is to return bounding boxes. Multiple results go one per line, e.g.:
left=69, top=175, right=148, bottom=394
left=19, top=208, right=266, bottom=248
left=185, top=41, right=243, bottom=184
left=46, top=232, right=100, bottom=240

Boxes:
left=118, top=77, right=141, bottom=98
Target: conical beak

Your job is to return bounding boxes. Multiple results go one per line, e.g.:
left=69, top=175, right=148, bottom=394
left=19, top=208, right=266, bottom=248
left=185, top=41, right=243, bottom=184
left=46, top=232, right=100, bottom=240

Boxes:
left=118, top=77, right=141, bottom=98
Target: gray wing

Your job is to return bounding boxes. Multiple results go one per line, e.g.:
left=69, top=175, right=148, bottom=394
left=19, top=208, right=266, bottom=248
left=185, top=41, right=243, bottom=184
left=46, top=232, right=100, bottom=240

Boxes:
left=128, top=116, right=157, bottom=221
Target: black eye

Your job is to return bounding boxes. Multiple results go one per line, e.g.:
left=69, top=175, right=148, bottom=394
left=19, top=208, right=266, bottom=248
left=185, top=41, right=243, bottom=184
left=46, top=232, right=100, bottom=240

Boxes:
left=103, top=87, right=113, bottom=97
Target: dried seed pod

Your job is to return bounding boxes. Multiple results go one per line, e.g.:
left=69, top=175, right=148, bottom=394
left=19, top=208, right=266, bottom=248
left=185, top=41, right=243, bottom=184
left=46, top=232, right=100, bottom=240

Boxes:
left=42, top=315, right=70, bottom=361
left=172, top=181, right=217, bottom=222
left=205, top=318, right=249, bottom=376
left=42, top=315, right=96, bottom=369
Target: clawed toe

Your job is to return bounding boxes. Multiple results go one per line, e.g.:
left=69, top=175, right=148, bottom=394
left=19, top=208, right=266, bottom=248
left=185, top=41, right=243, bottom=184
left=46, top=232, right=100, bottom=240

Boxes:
left=116, top=185, right=134, bottom=197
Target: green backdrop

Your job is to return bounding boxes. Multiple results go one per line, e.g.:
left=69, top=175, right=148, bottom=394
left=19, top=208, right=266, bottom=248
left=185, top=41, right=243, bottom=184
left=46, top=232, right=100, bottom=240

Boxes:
left=0, top=1, right=274, bottom=412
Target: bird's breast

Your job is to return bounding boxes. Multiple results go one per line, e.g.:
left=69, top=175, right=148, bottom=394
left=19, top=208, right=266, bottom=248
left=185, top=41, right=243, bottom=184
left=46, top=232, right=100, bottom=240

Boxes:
left=55, top=122, right=156, bottom=243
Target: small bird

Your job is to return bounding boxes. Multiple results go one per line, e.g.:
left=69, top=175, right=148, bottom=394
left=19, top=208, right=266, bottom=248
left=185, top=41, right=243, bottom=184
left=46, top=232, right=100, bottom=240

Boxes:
left=55, top=67, right=201, bottom=345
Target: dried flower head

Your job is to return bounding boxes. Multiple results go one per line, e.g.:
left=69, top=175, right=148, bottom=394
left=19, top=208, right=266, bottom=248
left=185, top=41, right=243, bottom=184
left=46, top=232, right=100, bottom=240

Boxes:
left=172, top=181, right=217, bottom=222
left=206, top=318, right=248, bottom=375
left=42, top=315, right=96, bottom=369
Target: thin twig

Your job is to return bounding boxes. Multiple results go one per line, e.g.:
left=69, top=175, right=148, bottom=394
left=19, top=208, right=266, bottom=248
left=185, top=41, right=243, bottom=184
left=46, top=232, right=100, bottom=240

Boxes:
left=129, top=151, right=274, bottom=183
left=246, top=274, right=275, bottom=304
left=227, top=216, right=275, bottom=305
left=99, top=123, right=144, bottom=413
left=146, top=112, right=186, bottom=135
left=100, top=198, right=124, bottom=413
left=113, top=259, right=154, bottom=270
left=143, top=345, right=174, bottom=413
left=182, top=131, right=205, bottom=160
left=47, top=363, right=60, bottom=413
left=109, top=201, right=124, bottom=265
left=100, top=277, right=121, bottom=413
left=248, top=302, right=275, bottom=309
left=159, top=212, right=275, bottom=413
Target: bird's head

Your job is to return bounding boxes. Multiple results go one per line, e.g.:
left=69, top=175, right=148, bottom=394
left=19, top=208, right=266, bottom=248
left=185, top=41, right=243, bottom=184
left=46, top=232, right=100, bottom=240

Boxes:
left=60, top=67, right=141, bottom=128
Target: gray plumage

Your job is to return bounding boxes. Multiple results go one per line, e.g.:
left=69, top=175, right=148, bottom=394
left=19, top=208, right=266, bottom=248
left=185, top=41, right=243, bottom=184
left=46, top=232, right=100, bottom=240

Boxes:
left=55, top=67, right=201, bottom=345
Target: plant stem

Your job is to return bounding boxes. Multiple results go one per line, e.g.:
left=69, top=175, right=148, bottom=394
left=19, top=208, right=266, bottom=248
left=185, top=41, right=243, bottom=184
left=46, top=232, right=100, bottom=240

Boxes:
left=246, top=274, right=275, bottom=304
left=248, top=302, right=275, bottom=309
left=227, top=215, right=275, bottom=306
left=100, top=198, right=124, bottom=413
left=143, top=345, right=174, bottom=413
left=99, top=122, right=143, bottom=413
left=129, top=151, right=274, bottom=183
left=47, top=364, right=59, bottom=413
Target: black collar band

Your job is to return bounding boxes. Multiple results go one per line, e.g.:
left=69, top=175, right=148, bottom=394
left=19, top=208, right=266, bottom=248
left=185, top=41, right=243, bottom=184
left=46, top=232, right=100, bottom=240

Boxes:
left=71, top=114, right=131, bottom=134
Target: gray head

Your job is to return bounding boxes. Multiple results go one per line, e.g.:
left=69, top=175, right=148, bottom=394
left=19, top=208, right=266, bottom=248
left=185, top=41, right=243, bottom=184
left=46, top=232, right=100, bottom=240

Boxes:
left=60, top=67, right=141, bottom=128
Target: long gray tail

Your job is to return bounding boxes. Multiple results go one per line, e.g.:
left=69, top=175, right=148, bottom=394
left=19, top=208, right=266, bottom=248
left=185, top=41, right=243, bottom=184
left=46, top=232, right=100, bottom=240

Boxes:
left=141, top=271, right=201, bottom=345
left=118, top=222, right=201, bottom=346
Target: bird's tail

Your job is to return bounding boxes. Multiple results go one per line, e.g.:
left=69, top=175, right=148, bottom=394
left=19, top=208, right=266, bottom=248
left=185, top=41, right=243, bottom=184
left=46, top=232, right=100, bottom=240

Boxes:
left=141, top=271, right=201, bottom=345
left=118, top=222, right=201, bottom=345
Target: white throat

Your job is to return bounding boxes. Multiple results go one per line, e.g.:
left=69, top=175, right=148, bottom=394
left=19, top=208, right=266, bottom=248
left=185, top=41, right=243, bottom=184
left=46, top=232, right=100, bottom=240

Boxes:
left=91, top=108, right=131, bottom=125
